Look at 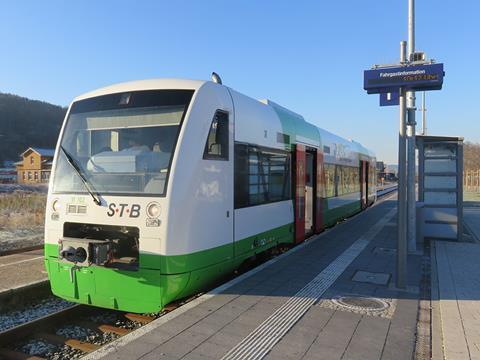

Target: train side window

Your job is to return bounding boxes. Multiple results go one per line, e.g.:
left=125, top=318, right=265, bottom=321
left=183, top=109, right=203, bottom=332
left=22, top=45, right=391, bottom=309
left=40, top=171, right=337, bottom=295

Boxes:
left=203, top=111, right=229, bottom=160
left=234, top=143, right=290, bottom=209
left=324, top=164, right=336, bottom=198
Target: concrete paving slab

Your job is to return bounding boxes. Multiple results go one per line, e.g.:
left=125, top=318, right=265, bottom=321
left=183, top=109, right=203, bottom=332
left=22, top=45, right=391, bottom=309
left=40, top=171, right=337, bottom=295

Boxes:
left=264, top=308, right=334, bottom=359
left=352, top=270, right=391, bottom=285
left=464, top=207, right=480, bottom=242
left=430, top=242, right=445, bottom=360
left=435, top=240, right=480, bottom=360
left=372, top=247, right=397, bottom=255
left=302, top=311, right=362, bottom=360
left=342, top=316, right=390, bottom=360
left=0, top=248, right=46, bottom=292
left=207, top=330, right=245, bottom=349
left=380, top=299, right=419, bottom=360
left=100, top=339, right=158, bottom=360
left=192, top=341, right=231, bottom=359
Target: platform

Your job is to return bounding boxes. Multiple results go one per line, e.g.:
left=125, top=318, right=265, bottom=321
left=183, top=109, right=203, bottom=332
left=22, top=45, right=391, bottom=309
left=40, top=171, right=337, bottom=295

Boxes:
left=431, top=198, right=480, bottom=360
left=84, top=193, right=428, bottom=360
left=0, top=248, right=47, bottom=294
left=463, top=207, right=480, bottom=243
left=0, top=248, right=48, bottom=311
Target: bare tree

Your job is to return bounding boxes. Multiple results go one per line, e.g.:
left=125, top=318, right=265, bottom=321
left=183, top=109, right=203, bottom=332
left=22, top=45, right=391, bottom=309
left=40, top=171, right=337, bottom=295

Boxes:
left=464, top=142, right=480, bottom=171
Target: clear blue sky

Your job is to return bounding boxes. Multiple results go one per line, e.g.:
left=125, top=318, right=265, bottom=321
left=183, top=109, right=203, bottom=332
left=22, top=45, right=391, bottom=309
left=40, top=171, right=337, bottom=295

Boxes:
left=1, top=1, right=478, bottom=164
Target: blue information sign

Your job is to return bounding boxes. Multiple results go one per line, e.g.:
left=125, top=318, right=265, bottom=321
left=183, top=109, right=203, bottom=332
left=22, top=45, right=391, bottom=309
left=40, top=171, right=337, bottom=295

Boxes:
left=380, top=91, right=400, bottom=106
left=364, top=63, right=444, bottom=94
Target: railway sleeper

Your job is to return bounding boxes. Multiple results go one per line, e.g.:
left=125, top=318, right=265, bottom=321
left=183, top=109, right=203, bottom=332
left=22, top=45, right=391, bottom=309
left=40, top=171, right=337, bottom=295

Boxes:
left=97, top=324, right=131, bottom=336
left=162, top=303, right=179, bottom=312
left=163, top=295, right=197, bottom=312
left=124, top=313, right=154, bottom=324
left=78, top=321, right=132, bottom=337
left=35, top=333, right=100, bottom=353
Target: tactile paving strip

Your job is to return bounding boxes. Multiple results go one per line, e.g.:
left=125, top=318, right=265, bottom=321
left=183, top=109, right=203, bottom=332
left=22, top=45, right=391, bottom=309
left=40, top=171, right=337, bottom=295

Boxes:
left=221, top=208, right=397, bottom=360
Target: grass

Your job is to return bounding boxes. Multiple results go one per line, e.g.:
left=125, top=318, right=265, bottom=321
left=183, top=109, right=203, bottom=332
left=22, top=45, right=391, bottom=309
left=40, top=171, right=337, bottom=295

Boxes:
left=464, top=191, right=480, bottom=208
left=0, top=192, right=47, bottom=229
left=464, top=191, right=480, bottom=201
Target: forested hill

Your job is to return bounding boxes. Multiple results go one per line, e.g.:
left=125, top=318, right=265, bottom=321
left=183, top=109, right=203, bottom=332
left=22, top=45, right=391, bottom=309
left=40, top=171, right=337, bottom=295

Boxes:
left=0, top=93, right=66, bottom=165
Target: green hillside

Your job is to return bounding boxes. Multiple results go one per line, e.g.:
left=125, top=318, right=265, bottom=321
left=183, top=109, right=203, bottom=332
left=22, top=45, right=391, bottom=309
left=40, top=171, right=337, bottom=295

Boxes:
left=0, top=93, right=66, bottom=164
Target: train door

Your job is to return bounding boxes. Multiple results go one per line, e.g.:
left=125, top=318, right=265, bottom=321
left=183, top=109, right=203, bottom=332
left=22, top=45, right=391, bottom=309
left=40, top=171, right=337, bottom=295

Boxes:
left=199, top=106, right=234, bottom=260
left=294, top=144, right=306, bottom=243
left=305, top=151, right=314, bottom=236
left=365, top=163, right=369, bottom=207
left=315, top=149, right=325, bottom=233
left=360, top=160, right=368, bottom=209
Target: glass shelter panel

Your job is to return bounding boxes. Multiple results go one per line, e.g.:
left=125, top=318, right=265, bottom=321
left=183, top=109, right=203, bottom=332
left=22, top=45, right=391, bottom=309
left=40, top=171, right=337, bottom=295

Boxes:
left=424, top=191, right=456, bottom=205
left=424, top=158, right=456, bottom=173
left=425, top=176, right=457, bottom=189
left=424, top=143, right=457, bottom=158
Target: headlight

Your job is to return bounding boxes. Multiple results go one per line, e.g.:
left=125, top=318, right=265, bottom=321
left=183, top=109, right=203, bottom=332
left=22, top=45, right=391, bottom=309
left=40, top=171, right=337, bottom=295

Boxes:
left=52, top=199, right=61, bottom=212
left=146, top=202, right=161, bottom=218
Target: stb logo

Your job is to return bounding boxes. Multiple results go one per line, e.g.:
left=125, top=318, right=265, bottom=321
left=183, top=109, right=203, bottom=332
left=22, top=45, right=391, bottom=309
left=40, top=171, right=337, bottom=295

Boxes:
left=107, top=203, right=141, bottom=218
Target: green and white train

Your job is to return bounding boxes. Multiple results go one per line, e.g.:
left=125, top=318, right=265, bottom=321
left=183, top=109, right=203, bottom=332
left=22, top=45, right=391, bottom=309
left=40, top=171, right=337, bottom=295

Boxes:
left=44, top=78, right=376, bottom=313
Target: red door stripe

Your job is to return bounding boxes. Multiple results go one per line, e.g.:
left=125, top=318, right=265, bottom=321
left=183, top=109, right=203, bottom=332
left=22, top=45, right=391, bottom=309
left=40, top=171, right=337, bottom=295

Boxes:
left=295, top=144, right=306, bottom=243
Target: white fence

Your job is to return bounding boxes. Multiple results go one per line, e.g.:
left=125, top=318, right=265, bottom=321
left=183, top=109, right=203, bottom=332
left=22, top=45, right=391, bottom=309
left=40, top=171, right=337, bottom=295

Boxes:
left=464, top=169, right=480, bottom=193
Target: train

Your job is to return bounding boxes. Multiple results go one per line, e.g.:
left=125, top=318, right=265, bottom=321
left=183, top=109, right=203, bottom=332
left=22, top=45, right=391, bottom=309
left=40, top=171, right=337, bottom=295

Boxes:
left=44, top=77, right=376, bottom=313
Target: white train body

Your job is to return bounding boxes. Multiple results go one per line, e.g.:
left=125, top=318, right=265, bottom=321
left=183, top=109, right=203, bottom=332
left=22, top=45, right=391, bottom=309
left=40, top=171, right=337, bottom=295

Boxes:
left=44, top=79, right=375, bottom=313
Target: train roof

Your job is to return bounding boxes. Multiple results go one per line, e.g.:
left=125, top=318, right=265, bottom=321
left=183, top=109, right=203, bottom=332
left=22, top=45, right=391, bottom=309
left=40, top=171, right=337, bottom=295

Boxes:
left=260, top=98, right=375, bottom=159
left=71, top=77, right=375, bottom=159
left=74, top=78, right=207, bottom=102
left=318, top=128, right=373, bottom=157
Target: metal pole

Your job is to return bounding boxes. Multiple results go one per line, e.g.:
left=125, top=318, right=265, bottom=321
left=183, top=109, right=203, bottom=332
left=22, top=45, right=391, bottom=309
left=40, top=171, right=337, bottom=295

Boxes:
left=421, top=92, right=426, bottom=135
left=406, top=0, right=417, bottom=253
left=408, top=0, right=415, bottom=54
left=397, top=40, right=408, bottom=289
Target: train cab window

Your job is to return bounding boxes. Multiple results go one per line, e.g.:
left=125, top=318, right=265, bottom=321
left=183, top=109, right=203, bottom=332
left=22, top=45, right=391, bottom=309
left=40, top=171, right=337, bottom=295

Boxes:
left=52, top=89, right=194, bottom=196
left=203, top=111, right=229, bottom=160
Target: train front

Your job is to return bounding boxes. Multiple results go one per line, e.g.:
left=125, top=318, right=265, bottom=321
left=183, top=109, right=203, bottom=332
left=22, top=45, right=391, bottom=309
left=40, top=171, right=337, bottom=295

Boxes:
left=44, top=82, right=196, bottom=313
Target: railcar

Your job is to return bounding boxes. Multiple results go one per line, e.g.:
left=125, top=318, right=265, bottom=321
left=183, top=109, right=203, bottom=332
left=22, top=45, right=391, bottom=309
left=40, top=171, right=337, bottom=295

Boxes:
left=44, top=78, right=376, bottom=313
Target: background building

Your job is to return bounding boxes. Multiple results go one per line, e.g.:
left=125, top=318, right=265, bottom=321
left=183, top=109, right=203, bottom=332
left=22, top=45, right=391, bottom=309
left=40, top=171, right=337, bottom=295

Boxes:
left=0, top=160, right=16, bottom=183
left=16, top=147, right=54, bottom=184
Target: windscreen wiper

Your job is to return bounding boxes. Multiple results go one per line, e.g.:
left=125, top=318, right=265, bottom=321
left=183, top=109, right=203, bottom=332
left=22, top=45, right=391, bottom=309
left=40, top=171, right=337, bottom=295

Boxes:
left=60, top=146, right=101, bottom=206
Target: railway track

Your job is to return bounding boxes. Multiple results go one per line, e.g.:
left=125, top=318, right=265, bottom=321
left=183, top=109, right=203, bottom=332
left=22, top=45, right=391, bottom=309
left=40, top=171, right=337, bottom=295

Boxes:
left=0, top=302, right=175, bottom=360
left=0, top=186, right=398, bottom=360
left=377, top=185, right=398, bottom=197
left=0, top=281, right=197, bottom=360
left=0, top=245, right=43, bottom=258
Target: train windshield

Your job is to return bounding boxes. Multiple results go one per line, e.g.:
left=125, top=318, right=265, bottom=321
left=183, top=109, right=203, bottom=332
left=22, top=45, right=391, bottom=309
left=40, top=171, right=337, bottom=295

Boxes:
left=52, top=90, right=193, bottom=196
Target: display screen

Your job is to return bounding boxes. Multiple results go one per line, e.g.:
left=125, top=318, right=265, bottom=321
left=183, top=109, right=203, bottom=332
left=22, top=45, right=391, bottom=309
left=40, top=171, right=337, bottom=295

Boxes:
left=364, top=63, right=444, bottom=94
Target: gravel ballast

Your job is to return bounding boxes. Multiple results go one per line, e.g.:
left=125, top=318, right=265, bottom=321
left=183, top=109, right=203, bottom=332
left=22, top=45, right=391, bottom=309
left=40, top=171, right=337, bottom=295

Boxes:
left=0, top=296, right=73, bottom=332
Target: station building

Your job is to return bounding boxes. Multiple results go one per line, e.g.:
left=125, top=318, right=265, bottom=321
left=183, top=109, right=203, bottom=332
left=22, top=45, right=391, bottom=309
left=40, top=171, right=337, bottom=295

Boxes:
left=15, top=147, right=54, bottom=184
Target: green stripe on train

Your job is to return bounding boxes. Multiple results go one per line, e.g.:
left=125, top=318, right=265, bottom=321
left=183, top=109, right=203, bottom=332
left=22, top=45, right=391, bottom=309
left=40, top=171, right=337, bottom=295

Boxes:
left=44, top=223, right=294, bottom=313
left=44, top=200, right=362, bottom=313
left=269, top=103, right=321, bottom=150
left=324, top=201, right=362, bottom=227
